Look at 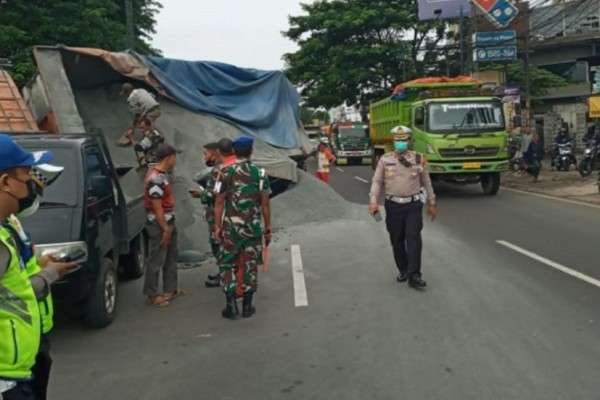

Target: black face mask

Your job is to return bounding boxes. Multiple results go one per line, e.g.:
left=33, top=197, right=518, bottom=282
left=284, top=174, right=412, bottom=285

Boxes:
left=4, top=177, right=38, bottom=214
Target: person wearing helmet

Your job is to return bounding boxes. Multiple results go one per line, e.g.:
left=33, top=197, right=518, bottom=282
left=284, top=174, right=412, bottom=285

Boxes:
left=0, top=134, right=78, bottom=400
left=369, top=126, right=438, bottom=289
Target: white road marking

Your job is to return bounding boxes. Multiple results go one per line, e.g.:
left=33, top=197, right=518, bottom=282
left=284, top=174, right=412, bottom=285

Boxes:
left=497, top=240, right=600, bottom=289
left=291, top=245, right=308, bottom=307
left=355, top=176, right=369, bottom=183
left=336, top=167, right=344, bottom=172
left=502, top=187, right=600, bottom=210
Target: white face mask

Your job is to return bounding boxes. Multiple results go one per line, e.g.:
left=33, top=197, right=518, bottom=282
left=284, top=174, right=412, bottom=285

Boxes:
left=17, top=196, right=40, bottom=218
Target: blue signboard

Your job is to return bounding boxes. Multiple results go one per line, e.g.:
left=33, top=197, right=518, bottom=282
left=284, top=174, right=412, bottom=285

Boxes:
left=473, top=46, right=517, bottom=62
left=473, top=30, right=516, bottom=47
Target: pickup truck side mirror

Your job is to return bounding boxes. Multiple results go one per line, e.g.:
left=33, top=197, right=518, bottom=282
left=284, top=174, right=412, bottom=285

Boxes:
left=89, top=176, right=112, bottom=198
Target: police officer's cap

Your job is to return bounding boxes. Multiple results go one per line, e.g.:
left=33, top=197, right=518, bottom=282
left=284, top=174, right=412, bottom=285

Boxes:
left=232, top=136, right=254, bottom=150
left=390, top=125, right=412, bottom=141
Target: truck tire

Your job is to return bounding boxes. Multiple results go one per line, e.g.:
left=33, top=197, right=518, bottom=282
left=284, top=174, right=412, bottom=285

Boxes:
left=481, top=172, right=500, bottom=196
left=371, top=151, right=383, bottom=170
left=121, top=233, right=146, bottom=280
left=84, top=257, right=118, bottom=329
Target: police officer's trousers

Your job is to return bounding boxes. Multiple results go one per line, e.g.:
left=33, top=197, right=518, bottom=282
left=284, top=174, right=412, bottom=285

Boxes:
left=384, top=200, right=423, bottom=278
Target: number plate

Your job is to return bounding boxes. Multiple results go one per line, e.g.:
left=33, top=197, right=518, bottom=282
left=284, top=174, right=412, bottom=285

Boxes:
left=463, top=162, right=481, bottom=169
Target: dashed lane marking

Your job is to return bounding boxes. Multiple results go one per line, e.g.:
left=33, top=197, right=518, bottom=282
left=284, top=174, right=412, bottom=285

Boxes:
left=355, top=176, right=369, bottom=183
left=497, top=240, right=600, bottom=289
left=291, top=245, right=308, bottom=307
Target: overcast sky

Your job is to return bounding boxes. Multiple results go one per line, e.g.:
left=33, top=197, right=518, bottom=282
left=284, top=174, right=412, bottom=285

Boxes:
left=151, top=0, right=312, bottom=71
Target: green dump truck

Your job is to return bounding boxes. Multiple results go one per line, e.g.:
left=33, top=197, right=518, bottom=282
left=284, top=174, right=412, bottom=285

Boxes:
left=369, top=81, right=509, bottom=195
left=331, top=122, right=373, bottom=165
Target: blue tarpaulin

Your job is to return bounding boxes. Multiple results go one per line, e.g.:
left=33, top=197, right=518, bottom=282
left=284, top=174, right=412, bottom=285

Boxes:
left=143, top=56, right=301, bottom=149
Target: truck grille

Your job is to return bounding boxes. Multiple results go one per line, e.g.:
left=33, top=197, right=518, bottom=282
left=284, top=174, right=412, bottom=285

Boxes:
left=438, top=146, right=499, bottom=158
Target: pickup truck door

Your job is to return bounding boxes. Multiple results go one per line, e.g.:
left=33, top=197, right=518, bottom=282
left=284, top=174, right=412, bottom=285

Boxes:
left=84, top=145, right=117, bottom=260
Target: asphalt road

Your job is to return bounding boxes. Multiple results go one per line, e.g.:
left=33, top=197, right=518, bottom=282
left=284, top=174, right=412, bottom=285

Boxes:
left=48, top=162, right=600, bottom=400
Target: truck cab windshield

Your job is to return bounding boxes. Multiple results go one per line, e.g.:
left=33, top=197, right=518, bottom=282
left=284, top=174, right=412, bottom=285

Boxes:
left=428, top=102, right=504, bottom=133
left=338, top=127, right=366, bottom=138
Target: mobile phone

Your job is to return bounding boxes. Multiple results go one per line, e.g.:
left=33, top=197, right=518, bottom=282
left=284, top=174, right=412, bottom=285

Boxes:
left=372, top=211, right=382, bottom=222
left=56, top=247, right=87, bottom=263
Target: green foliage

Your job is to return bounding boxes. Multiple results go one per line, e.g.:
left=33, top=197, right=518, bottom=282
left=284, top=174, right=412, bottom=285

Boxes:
left=506, top=62, right=568, bottom=97
left=481, top=61, right=568, bottom=97
left=0, top=0, right=162, bottom=87
left=283, top=0, right=448, bottom=108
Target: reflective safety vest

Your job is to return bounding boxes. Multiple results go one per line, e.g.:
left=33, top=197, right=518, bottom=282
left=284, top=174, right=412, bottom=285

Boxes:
left=7, top=215, right=54, bottom=334
left=25, top=258, right=54, bottom=334
left=0, top=226, right=41, bottom=380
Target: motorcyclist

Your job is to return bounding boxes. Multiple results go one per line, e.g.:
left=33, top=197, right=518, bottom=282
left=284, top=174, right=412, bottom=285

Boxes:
left=551, top=126, right=573, bottom=168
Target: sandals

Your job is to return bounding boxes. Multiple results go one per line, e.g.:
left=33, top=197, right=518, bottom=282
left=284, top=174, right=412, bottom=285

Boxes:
left=146, top=295, right=170, bottom=307
left=163, top=289, right=186, bottom=302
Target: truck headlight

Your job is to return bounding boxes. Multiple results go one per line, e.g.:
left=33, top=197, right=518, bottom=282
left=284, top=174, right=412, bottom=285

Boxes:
left=427, top=144, right=436, bottom=154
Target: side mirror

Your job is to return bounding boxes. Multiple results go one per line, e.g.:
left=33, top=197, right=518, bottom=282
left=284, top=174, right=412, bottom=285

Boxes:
left=89, top=176, right=112, bottom=198
left=415, top=108, right=424, bottom=126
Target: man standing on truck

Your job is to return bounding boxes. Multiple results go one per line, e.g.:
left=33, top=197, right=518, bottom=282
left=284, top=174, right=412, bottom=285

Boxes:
left=117, top=83, right=162, bottom=148
left=143, top=144, right=183, bottom=307
left=368, top=126, right=437, bottom=290
left=214, top=136, right=271, bottom=320
left=0, top=134, right=76, bottom=400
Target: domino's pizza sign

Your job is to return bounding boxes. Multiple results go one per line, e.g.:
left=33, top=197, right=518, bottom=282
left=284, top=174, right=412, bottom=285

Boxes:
left=472, top=0, right=519, bottom=28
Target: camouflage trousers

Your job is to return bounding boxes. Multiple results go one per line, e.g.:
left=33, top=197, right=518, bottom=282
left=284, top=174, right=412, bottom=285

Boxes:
left=219, top=240, right=262, bottom=297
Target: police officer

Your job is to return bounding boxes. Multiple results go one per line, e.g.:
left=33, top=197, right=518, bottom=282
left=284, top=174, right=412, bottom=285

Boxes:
left=369, top=126, right=438, bottom=289
left=0, top=134, right=76, bottom=399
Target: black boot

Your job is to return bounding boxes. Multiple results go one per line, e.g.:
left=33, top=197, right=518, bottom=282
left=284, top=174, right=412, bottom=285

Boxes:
left=396, top=272, right=408, bottom=283
left=222, top=294, right=238, bottom=320
left=242, top=292, right=256, bottom=318
left=408, top=275, right=427, bottom=289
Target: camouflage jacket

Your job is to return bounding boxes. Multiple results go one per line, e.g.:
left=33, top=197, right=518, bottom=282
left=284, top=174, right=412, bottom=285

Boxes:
left=200, top=166, right=223, bottom=226
left=219, top=160, right=271, bottom=245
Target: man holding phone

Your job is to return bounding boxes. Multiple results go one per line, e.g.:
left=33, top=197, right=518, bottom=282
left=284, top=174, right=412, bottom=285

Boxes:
left=369, top=126, right=437, bottom=290
left=0, top=134, right=78, bottom=400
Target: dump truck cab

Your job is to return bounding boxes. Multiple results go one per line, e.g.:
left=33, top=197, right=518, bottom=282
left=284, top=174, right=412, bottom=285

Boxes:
left=370, top=80, right=509, bottom=195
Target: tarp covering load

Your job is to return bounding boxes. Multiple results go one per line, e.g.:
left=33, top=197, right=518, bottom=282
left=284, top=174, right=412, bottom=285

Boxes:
left=143, top=57, right=301, bottom=149
left=52, top=47, right=302, bottom=149
left=392, top=76, right=480, bottom=100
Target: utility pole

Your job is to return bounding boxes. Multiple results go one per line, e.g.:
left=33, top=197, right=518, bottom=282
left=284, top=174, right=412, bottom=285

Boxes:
left=524, top=3, right=531, bottom=133
left=459, top=5, right=465, bottom=75
left=124, top=0, right=135, bottom=50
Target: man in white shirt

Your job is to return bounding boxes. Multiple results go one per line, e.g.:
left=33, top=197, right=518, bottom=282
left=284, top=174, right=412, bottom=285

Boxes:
left=118, top=83, right=161, bottom=146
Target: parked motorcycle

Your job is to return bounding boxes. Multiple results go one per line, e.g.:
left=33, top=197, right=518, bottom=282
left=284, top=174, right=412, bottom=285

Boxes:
left=552, top=141, right=577, bottom=171
left=578, top=138, right=600, bottom=177
left=508, top=135, right=522, bottom=172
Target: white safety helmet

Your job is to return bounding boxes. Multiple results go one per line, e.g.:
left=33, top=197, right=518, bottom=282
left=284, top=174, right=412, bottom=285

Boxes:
left=390, top=125, right=412, bottom=141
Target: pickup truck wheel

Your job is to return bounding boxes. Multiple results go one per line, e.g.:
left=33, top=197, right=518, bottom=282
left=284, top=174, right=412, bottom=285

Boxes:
left=122, top=234, right=146, bottom=280
left=84, top=258, right=117, bottom=328
left=481, top=172, right=500, bottom=196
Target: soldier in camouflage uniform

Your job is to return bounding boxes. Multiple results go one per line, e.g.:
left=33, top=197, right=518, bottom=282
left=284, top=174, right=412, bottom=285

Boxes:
left=214, top=136, right=271, bottom=320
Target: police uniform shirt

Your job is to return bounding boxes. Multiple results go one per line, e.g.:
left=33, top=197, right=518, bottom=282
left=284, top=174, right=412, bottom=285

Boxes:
left=370, top=151, right=436, bottom=204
